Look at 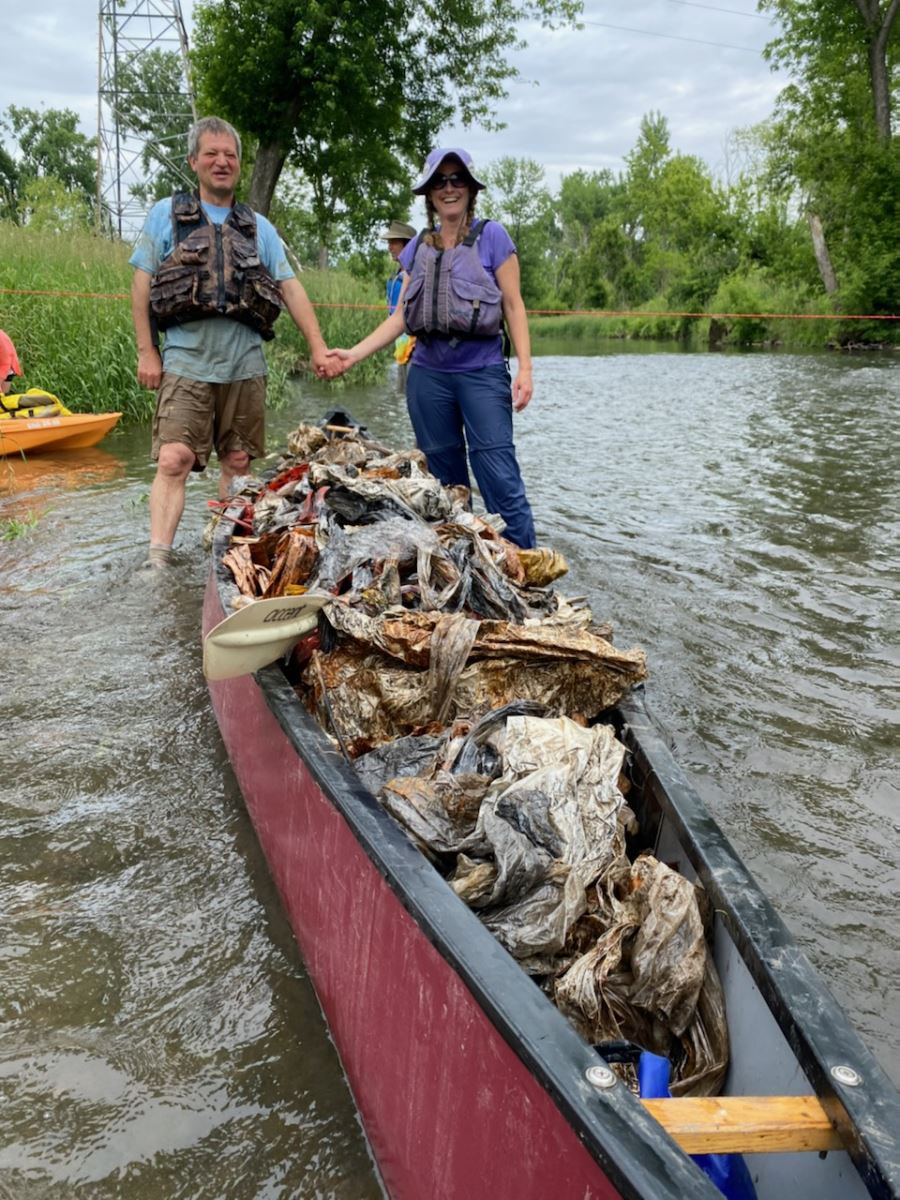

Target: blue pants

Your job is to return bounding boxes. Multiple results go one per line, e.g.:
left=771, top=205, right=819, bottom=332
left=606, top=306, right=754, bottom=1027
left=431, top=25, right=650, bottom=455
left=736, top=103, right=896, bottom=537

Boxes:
left=406, top=364, right=536, bottom=549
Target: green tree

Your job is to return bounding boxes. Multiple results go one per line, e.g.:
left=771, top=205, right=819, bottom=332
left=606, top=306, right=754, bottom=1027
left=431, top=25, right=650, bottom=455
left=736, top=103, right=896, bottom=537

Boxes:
left=20, top=176, right=92, bottom=233
left=553, top=170, right=619, bottom=308
left=0, top=106, right=96, bottom=221
left=759, top=0, right=898, bottom=140
left=756, top=0, right=899, bottom=317
left=724, top=127, right=815, bottom=284
left=557, top=169, right=617, bottom=251
left=112, top=49, right=196, bottom=203
left=479, top=157, right=555, bottom=303
left=0, top=144, right=17, bottom=221
left=191, top=0, right=581, bottom=256
left=620, top=111, right=671, bottom=241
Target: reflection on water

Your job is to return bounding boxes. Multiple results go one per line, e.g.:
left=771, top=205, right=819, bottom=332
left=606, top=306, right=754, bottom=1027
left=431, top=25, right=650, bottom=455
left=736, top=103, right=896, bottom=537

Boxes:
left=0, top=347, right=897, bottom=1196
left=0, top=447, right=126, bottom=497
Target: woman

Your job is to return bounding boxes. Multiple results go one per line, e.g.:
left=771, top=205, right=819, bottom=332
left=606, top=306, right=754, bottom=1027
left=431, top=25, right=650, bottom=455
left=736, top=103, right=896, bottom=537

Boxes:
left=329, top=148, right=536, bottom=548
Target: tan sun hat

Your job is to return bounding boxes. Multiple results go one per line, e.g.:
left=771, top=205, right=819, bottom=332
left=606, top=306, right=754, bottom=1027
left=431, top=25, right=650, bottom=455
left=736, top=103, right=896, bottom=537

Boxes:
left=379, top=220, right=417, bottom=241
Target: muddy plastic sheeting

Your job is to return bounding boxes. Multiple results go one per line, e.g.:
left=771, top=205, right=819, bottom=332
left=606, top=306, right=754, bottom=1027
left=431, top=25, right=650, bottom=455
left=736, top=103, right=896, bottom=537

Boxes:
left=219, top=422, right=726, bottom=1094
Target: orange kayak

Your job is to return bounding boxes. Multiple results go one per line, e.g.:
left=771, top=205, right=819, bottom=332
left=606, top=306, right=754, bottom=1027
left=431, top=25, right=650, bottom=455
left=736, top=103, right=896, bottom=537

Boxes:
left=0, top=390, right=121, bottom=457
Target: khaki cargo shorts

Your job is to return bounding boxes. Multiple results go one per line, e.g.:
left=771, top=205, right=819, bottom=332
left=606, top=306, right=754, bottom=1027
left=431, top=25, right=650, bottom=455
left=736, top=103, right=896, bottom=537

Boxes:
left=152, top=373, right=266, bottom=472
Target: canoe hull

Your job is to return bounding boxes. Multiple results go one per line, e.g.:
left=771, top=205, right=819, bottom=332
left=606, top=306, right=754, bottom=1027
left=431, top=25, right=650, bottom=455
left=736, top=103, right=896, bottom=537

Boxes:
left=203, top=549, right=900, bottom=1200
left=202, top=574, right=716, bottom=1200
left=0, top=412, right=121, bottom=456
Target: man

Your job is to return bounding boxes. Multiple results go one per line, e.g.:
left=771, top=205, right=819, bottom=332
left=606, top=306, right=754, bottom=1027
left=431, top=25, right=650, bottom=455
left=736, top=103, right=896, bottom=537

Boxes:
left=0, top=329, right=22, bottom=395
left=130, top=116, right=331, bottom=568
left=379, top=219, right=416, bottom=390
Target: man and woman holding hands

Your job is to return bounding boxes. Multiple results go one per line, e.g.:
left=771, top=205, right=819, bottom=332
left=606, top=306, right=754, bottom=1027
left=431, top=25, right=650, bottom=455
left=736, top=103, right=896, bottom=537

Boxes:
left=130, top=117, right=535, bottom=567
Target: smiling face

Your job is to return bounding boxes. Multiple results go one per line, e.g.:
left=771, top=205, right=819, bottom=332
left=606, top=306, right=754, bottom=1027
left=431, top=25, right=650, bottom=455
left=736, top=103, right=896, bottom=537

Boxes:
left=189, top=131, right=241, bottom=204
left=428, top=156, right=473, bottom=223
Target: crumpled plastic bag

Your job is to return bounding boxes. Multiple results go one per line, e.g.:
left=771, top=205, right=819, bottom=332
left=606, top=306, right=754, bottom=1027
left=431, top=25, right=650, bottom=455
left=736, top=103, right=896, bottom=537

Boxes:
left=306, top=642, right=646, bottom=752
left=355, top=733, right=445, bottom=797
left=455, top=720, right=624, bottom=874
left=325, top=604, right=644, bottom=674
left=483, top=866, right=588, bottom=971
left=286, top=423, right=328, bottom=459
left=380, top=772, right=491, bottom=857
left=309, top=459, right=459, bottom=523
left=312, top=515, right=440, bottom=595
left=516, top=547, right=570, bottom=587
left=553, top=854, right=729, bottom=1095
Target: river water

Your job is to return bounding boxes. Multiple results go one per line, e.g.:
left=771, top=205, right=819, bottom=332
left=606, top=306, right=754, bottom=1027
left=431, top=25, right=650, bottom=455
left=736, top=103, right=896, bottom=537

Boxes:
left=1, top=345, right=897, bottom=1197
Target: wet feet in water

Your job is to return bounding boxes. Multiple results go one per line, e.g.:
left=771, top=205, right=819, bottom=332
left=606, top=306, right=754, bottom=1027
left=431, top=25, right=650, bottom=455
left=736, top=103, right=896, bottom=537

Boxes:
left=144, top=545, right=173, bottom=569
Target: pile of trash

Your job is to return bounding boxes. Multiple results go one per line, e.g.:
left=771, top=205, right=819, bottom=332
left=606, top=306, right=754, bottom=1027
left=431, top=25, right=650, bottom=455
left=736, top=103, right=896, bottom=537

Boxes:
left=219, top=416, right=728, bottom=1096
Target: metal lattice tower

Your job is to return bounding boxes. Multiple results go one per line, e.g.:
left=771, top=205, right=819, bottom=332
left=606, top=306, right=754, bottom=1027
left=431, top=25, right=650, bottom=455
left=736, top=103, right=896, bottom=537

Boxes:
left=96, top=0, right=197, bottom=238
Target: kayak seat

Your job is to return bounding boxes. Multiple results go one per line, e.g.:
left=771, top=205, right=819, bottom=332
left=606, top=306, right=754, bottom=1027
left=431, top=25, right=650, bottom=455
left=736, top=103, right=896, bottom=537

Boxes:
left=0, top=390, right=64, bottom=416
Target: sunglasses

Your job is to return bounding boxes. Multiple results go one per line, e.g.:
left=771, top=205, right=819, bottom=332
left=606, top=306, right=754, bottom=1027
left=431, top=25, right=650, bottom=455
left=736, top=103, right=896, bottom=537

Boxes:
left=430, top=171, right=470, bottom=190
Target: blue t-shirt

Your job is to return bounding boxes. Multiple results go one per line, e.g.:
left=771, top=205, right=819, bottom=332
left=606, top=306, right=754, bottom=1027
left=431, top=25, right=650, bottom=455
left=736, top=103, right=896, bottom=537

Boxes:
left=129, top=197, right=294, bottom=383
left=386, top=269, right=403, bottom=314
left=398, top=220, right=516, bottom=372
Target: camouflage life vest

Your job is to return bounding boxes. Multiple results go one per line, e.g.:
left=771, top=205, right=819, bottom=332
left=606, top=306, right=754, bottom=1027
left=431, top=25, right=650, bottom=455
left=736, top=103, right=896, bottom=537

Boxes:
left=149, top=192, right=284, bottom=341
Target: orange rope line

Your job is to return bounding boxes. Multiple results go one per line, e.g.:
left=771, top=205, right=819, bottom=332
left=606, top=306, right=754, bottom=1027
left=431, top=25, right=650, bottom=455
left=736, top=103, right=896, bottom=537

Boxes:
left=1, top=286, right=896, bottom=321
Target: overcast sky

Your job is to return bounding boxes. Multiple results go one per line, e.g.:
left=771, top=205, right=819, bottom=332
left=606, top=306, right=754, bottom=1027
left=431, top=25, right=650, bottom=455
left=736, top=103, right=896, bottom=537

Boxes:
left=1, top=0, right=789, bottom=206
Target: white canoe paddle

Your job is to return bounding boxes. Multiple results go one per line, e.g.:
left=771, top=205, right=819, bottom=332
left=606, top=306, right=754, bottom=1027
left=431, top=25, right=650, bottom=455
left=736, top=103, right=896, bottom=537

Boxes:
left=203, top=592, right=331, bottom=681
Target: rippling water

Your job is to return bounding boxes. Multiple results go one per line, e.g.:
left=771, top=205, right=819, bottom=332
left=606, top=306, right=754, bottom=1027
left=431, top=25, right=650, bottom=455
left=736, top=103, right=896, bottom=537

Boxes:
left=1, top=346, right=897, bottom=1196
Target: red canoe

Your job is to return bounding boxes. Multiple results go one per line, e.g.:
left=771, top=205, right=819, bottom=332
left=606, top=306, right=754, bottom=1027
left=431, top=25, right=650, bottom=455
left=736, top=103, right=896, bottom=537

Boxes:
left=202, top=540, right=900, bottom=1199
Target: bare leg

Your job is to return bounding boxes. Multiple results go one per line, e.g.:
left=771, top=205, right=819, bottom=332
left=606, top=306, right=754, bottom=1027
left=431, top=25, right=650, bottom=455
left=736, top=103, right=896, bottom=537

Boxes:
left=149, top=441, right=196, bottom=548
left=219, top=448, right=251, bottom=500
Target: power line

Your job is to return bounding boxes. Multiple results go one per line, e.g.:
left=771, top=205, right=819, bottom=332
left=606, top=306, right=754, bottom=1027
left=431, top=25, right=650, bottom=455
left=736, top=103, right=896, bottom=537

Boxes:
left=580, top=18, right=764, bottom=53
left=663, top=0, right=769, bottom=19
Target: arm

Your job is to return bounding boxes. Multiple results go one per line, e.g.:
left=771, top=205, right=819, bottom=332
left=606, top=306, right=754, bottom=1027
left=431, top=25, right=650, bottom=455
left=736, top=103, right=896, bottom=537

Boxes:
left=495, top=254, right=533, bottom=412
left=328, top=274, right=408, bottom=371
left=130, top=269, right=162, bottom=390
left=279, top=276, right=330, bottom=377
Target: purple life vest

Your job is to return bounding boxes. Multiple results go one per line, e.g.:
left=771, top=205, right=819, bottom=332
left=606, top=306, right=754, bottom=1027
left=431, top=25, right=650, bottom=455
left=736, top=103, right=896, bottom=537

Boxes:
left=402, top=221, right=503, bottom=342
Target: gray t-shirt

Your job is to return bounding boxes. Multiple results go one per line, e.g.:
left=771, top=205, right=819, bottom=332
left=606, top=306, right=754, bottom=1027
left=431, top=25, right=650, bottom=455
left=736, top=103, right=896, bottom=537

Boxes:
left=129, top=198, right=293, bottom=383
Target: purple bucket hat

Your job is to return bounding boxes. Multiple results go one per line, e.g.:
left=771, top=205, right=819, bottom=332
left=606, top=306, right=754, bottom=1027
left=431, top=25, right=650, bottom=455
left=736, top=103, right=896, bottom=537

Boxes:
left=411, top=147, right=486, bottom=194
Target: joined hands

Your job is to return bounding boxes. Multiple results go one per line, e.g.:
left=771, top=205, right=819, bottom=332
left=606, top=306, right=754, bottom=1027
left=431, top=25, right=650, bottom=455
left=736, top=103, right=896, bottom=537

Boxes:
left=312, top=347, right=356, bottom=381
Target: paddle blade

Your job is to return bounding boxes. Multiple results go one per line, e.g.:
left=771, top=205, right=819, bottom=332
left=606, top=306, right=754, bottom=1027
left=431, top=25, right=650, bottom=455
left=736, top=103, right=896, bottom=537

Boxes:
left=203, top=593, right=330, bottom=681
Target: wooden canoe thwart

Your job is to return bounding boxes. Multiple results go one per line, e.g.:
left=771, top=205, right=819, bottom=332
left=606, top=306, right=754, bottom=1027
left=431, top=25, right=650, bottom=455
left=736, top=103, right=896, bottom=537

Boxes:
left=643, top=1094, right=844, bottom=1155
left=203, top=414, right=900, bottom=1200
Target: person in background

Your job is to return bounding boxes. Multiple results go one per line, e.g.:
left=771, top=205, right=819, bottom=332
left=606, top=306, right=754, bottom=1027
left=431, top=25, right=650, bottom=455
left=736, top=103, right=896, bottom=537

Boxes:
left=129, top=115, right=332, bottom=569
left=0, top=329, right=22, bottom=395
left=328, top=148, right=536, bottom=549
left=381, top=219, right=417, bottom=313
left=380, top=219, right=417, bottom=390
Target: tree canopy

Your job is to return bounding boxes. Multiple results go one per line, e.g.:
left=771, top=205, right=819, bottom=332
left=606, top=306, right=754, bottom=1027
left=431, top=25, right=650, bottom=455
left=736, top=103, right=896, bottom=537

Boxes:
left=757, top=0, right=898, bottom=314
left=0, top=107, right=96, bottom=223
left=191, top=0, right=581, bottom=252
